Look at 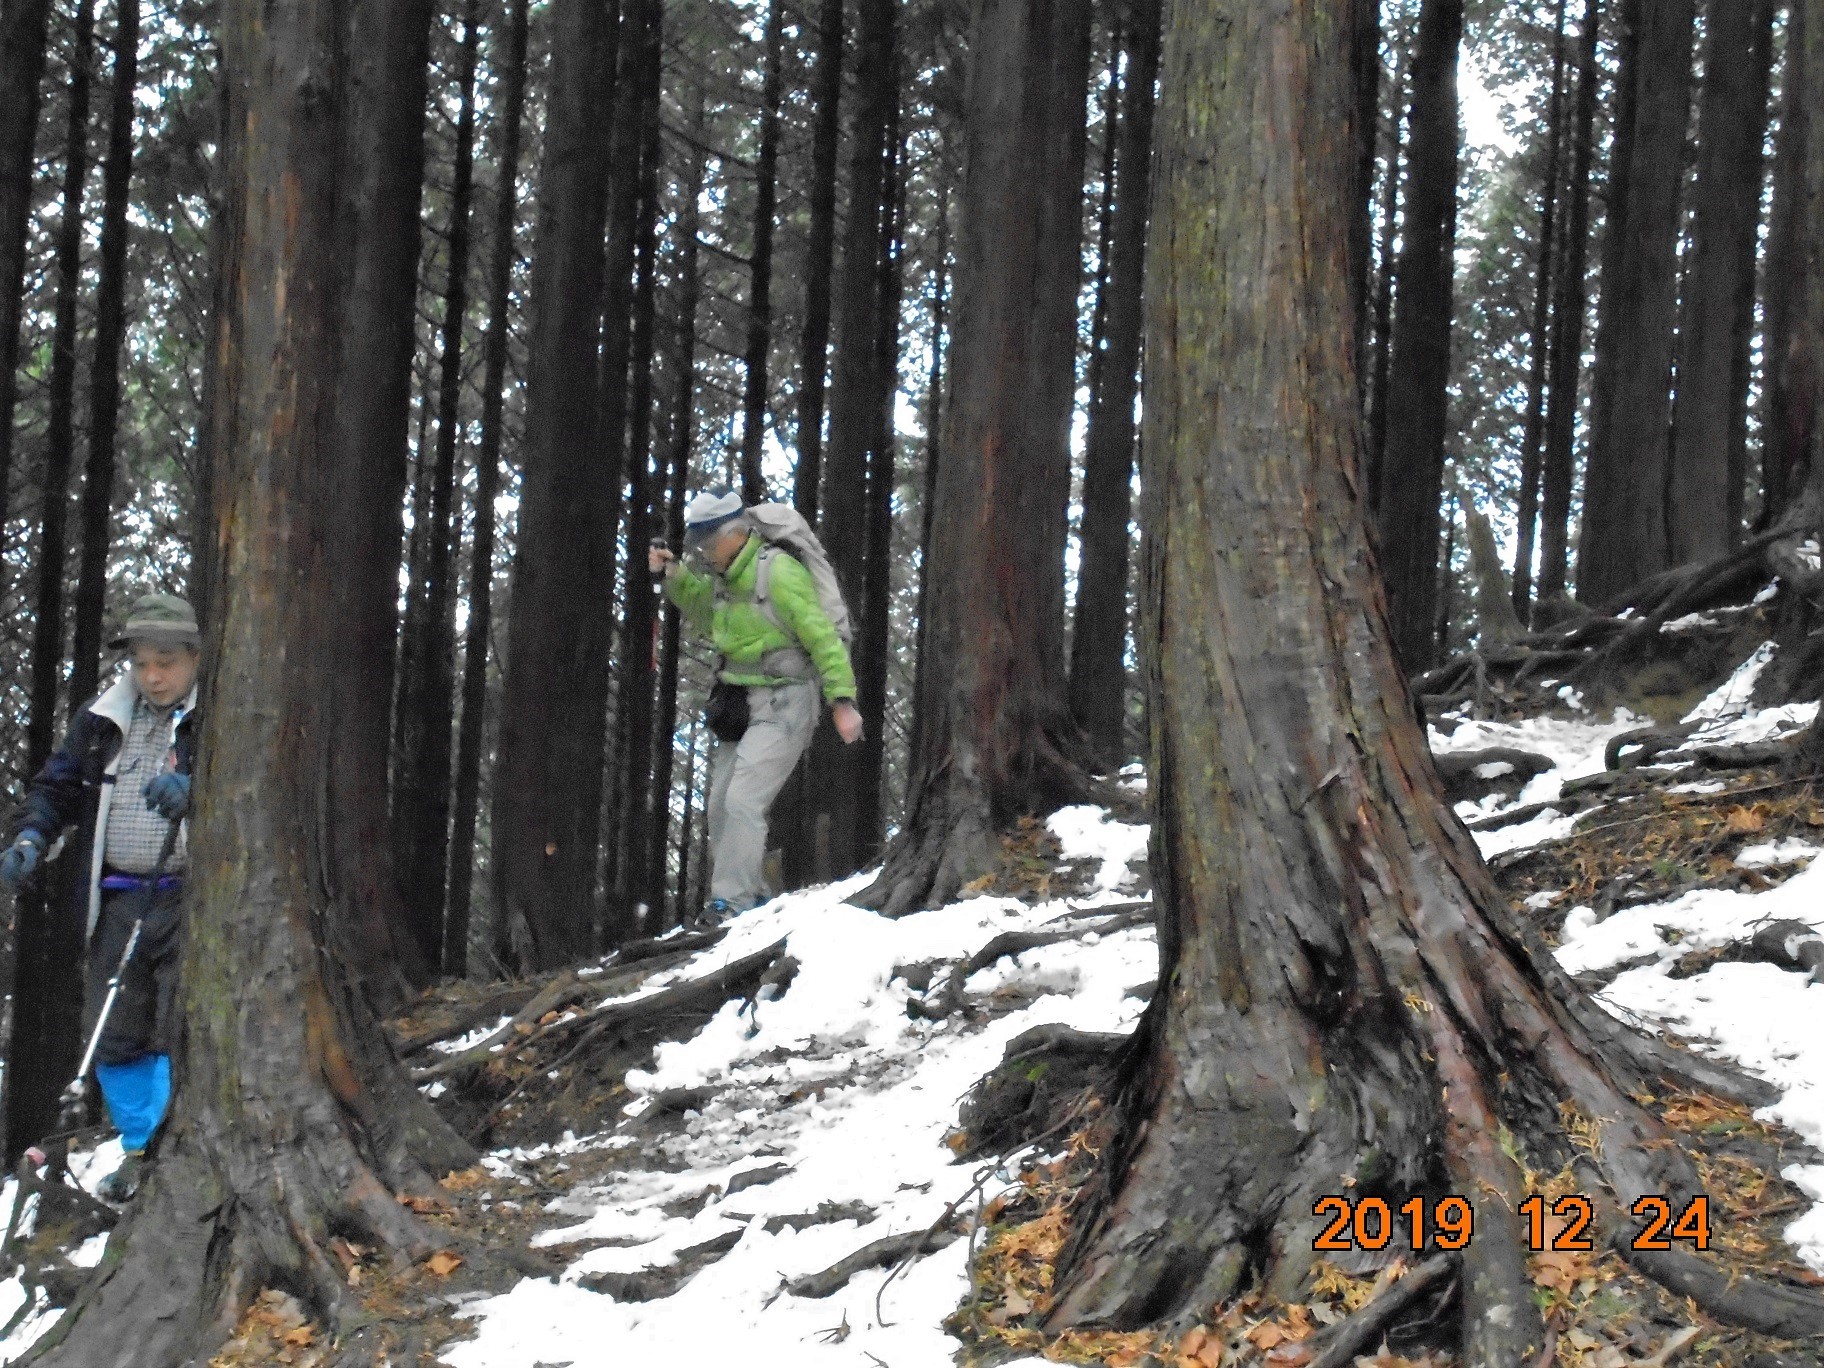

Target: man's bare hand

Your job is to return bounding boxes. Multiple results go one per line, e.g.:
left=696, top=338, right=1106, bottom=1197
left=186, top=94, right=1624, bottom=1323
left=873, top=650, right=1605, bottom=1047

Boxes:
left=833, top=701, right=863, bottom=744
left=648, top=545, right=676, bottom=575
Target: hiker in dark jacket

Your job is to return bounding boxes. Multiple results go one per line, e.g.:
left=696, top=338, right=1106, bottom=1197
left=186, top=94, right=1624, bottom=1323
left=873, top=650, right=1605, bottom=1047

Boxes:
left=0, top=593, right=200, bottom=1201
left=650, top=491, right=861, bottom=918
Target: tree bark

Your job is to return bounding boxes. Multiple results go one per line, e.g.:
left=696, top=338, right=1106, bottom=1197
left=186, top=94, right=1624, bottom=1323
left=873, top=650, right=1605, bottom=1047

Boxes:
left=863, top=0, right=1096, bottom=916
left=1349, top=0, right=1380, bottom=363
left=19, top=0, right=473, bottom=1352
left=0, top=0, right=55, bottom=570
left=1069, top=0, right=1160, bottom=775
left=737, top=0, right=781, bottom=505
left=1666, top=0, right=1774, bottom=563
left=490, top=0, right=620, bottom=972
left=1372, top=0, right=1463, bottom=674
left=395, top=0, right=483, bottom=975
left=1365, top=19, right=1411, bottom=510
left=68, top=0, right=142, bottom=711
left=1538, top=0, right=1602, bottom=604
left=793, top=0, right=843, bottom=520
left=802, top=0, right=897, bottom=883
left=1576, top=0, right=1697, bottom=604
left=1511, top=0, right=1568, bottom=620
left=446, top=0, right=529, bottom=978
left=1044, top=6, right=1824, bottom=1356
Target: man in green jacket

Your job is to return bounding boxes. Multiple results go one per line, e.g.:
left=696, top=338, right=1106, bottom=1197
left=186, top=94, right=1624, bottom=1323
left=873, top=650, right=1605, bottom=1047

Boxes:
left=649, top=491, right=862, bottom=918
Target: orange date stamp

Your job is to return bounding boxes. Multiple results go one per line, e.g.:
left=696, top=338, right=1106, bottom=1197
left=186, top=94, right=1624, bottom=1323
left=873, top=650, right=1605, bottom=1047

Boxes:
left=1311, top=1193, right=1712, bottom=1253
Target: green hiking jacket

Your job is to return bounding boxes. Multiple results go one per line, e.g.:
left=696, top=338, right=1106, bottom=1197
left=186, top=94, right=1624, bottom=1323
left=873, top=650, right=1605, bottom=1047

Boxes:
left=665, top=534, right=857, bottom=703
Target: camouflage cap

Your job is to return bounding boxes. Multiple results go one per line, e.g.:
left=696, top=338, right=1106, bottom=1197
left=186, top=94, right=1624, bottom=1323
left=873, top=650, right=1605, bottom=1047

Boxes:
left=107, top=593, right=201, bottom=651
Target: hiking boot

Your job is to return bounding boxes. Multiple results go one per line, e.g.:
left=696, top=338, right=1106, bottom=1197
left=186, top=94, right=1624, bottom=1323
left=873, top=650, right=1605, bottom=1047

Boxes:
left=97, top=1150, right=145, bottom=1203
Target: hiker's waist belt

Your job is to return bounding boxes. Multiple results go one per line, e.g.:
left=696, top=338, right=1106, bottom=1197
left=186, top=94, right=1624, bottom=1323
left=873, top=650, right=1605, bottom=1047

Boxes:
left=100, top=872, right=183, bottom=893
left=722, top=646, right=814, bottom=683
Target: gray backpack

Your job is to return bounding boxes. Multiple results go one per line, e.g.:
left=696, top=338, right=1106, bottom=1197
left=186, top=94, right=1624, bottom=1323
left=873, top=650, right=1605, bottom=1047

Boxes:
left=746, top=503, right=854, bottom=645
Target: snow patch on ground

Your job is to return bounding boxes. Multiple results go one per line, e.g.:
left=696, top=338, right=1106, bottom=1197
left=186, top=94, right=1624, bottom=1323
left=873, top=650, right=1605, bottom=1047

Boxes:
left=442, top=860, right=1156, bottom=1367
left=1046, top=805, right=1149, bottom=891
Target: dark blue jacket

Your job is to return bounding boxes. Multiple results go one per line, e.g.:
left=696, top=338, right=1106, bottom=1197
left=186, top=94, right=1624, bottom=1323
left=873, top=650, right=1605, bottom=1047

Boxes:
left=8, top=676, right=198, bottom=938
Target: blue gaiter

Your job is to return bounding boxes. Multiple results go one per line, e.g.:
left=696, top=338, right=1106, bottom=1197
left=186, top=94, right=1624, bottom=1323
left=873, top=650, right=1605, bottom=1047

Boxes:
left=94, top=1053, right=172, bottom=1152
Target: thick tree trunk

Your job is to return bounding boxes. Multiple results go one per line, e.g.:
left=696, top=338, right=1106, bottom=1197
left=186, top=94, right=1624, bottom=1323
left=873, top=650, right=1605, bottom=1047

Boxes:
left=67, top=0, right=141, bottom=710
left=802, top=0, right=896, bottom=883
left=647, top=97, right=706, bottom=923
left=1349, top=0, right=1379, bottom=358
left=394, top=0, right=482, bottom=975
left=490, top=0, right=619, bottom=972
left=1069, top=0, right=1160, bottom=775
left=1046, top=6, right=1824, bottom=1356
left=1576, top=0, right=1697, bottom=603
left=1372, top=0, right=1463, bottom=674
left=446, top=0, right=529, bottom=978
left=1538, top=0, right=1601, bottom=604
left=20, top=0, right=473, bottom=1354
left=0, top=0, right=55, bottom=562
left=793, top=0, right=842, bottom=520
left=1511, top=0, right=1568, bottom=620
left=609, top=19, right=664, bottom=938
left=1666, top=0, right=1775, bottom=565
left=908, top=185, right=948, bottom=771
left=737, top=0, right=781, bottom=506
left=863, top=0, right=1096, bottom=917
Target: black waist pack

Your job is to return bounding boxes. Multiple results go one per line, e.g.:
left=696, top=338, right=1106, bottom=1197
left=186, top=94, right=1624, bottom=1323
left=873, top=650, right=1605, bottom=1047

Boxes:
left=705, top=680, right=750, bottom=743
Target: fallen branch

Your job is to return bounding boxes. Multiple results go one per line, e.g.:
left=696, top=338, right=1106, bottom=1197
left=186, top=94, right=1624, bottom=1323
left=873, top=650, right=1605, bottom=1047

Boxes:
left=786, top=1228, right=961, bottom=1299
left=411, top=972, right=587, bottom=1080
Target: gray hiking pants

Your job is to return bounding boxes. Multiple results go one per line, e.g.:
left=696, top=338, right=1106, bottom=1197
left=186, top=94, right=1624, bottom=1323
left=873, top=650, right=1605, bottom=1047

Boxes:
left=706, top=680, right=820, bottom=908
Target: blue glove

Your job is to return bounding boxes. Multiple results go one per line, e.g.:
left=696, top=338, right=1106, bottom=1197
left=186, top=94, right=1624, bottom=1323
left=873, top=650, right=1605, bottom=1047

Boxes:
left=0, top=831, right=45, bottom=888
left=141, top=772, right=191, bottom=821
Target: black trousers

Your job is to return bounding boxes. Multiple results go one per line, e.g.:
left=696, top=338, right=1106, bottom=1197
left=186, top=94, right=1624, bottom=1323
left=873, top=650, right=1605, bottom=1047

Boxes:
left=84, top=884, right=182, bottom=1065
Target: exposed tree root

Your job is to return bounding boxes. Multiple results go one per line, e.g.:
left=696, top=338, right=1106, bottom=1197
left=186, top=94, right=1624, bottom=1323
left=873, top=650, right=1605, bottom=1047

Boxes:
left=1304, top=1253, right=1455, bottom=1368
left=785, top=1227, right=962, bottom=1298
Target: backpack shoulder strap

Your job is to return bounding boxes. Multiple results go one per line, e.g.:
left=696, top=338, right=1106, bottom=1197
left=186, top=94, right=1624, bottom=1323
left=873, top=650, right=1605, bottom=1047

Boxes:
left=752, top=546, right=787, bottom=633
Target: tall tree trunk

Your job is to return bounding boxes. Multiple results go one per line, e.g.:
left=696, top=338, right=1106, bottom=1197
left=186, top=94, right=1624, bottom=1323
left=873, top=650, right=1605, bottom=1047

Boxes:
left=647, top=92, right=706, bottom=922
left=395, top=0, right=483, bottom=975
left=490, top=0, right=620, bottom=973
left=609, top=19, right=665, bottom=937
left=68, top=0, right=141, bottom=711
left=793, top=0, right=843, bottom=520
left=908, top=184, right=948, bottom=771
left=446, top=0, right=529, bottom=980
left=27, top=0, right=98, bottom=775
left=1538, top=0, right=1602, bottom=604
left=855, top=64, right=905, bottom=874
left=1667, top=0, right=1775, bottom=562
left=1349, top=0, right=1379, bottom=360
left=864, top=0, right=1096, bottom=917
left=1372, top=0, right=1463, bottom=674
left=1044, top=5, right=1824, bottom=1355
left=1069, top=0, right=1160, bottom=774
left=1511, top=0, right=1567, bottom=620
left=4, top=0, right=100, bottom=1163
left=1768, top=0, right=1824, bottom=525
left=0, top=0, right=55, bottom=562
left=1365, top=25, right=1410, bottom=511
left=737, top=0, right=781, bottom=505
left=804, top=0, right=897, bottom=883
left=19, top=0, right=475, bottom=1351
left=1576, top=0, right=1697, bottom=603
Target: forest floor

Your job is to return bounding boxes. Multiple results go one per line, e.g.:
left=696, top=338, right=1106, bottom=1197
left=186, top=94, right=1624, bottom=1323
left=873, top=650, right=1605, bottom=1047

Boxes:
left=1, top=621, right=1823, bottom=1365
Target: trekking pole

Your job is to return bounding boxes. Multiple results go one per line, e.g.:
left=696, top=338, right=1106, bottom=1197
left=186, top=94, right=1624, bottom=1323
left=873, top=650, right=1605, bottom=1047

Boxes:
left=56, top=705, right=188, bottom=1133
left=55, top=815, right=181, bottom=1132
